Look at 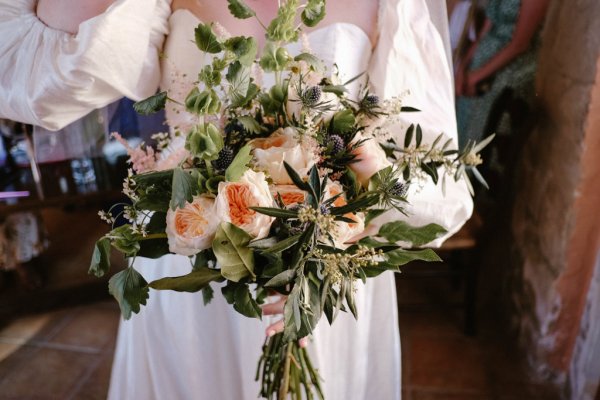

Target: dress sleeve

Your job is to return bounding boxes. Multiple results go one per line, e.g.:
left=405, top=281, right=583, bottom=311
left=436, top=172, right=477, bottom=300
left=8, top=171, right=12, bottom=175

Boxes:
left=0, top=0, right=171, bottom=131
left=368, top=0, right=473, bottom=247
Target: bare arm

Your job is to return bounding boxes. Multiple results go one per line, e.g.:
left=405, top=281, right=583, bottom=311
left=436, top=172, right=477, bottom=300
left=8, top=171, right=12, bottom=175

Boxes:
left=465, top=0, right=550, bottom=95
left=36, top=0, right=116, bottom=34
left=456, top=18, right=491, bottom=95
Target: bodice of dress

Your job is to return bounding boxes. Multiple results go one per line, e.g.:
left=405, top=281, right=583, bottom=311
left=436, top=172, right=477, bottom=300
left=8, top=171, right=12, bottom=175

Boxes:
left=160, top=9, right=372, bottom=133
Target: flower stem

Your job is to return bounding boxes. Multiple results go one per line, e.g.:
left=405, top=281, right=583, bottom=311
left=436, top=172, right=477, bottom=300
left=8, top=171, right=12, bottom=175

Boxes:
left=278, top=341, right=294, bottom=400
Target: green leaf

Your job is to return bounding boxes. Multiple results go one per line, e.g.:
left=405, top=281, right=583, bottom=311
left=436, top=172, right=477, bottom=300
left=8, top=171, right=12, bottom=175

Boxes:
left=194, top=23, right=222, bottom=54
left=472, top=133, right=495, bottom=154
left=232, top=284, right=262, bottom=318
left=251, top=207, right=299, bottom=219
left=227, top=0, right=256, bottom=19
left=385, top=248, right=442, bottom=266
left=332, top=109, right=355, bottom=134
left=401, top=106, right=420, bottom=112
left=330, top=194, right=378, bottom=216
left=404, top=124, right=414, bottom=148
left=148, top=268, right=223, bottom=292
left=416, top=125, right=423, bottom=147
left=226, top=61, right=251, bottom=106
left=224, top=36, right=258, bottom=66
left=108, top=267, right=149, bottom=320
left=377, top=221, right=447, bottom=247
left=301, top=0, right=326, bottom=27
left=170, top=168, right=198, bottom=210
left=265, top=269, right=296, bottom=287
left=133, top=91, right=168, bottom=115
left=225, top=144, right=252, bottom=182
left=213, top=222, right=255, bottom=282
left=202, top=285, right=214, bottom=305
left=236, top=116, right=262, bottom=134
left=137, top=238, right=170, bottom=259
left=322, top=85, right=347, bottom=96
left=262, top=234, right=302, bottom=254
left=89, top=237, right=111, bottom=278
left=294, top=52, right=325, bottom=72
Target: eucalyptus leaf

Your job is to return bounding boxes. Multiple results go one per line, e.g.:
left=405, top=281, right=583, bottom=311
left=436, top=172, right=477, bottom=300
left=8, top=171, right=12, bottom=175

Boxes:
left=89, top=237, right=111, bottom=278
left=213, top=222, right=255, bottom=282
left=108, top=267, right=149, bottom=320
left=133, top=91, right=167, bottom=115
left=148, top=268, right=223, bottom=292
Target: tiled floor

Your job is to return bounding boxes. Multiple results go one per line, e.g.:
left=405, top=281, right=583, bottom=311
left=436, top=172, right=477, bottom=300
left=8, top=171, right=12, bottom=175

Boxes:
left=0, top=207, right=560, bottom=399
left=0, top=291, right=560, bottom=400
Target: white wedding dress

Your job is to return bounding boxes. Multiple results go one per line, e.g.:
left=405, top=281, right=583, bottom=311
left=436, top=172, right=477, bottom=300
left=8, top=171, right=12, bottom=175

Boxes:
left=0, top=1, right=472, bottom=399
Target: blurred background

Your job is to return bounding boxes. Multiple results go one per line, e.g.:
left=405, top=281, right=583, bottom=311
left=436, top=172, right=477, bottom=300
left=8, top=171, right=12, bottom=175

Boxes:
left=1, top=1, right=599, bottom=399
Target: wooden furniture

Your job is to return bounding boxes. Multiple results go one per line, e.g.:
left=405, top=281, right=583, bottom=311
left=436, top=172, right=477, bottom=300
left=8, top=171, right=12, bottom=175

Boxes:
left=397, top=213, right=483, bottom=336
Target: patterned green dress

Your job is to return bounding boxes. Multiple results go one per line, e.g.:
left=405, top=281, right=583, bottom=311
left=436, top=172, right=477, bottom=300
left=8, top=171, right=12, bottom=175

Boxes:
left=456, top=0, right=541, bottom=147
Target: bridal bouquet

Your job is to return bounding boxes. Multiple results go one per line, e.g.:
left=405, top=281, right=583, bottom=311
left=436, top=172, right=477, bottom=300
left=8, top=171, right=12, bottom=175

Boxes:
left=91, top=1, right=491, bottom=398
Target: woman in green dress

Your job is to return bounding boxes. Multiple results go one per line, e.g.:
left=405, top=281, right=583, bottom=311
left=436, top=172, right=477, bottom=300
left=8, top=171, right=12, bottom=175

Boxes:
left=455, top=0, right=550, bottom=147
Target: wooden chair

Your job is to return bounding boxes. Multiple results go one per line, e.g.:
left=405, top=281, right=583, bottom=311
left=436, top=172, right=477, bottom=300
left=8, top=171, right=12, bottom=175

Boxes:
left=397, top=212, right=483, bottom=336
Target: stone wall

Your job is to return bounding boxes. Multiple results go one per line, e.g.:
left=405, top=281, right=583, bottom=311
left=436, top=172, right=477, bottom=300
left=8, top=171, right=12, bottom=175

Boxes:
left=500, top=0, right=600, bottom=397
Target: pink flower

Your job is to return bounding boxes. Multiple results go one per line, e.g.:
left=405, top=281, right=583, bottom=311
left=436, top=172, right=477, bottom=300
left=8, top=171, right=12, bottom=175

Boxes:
left=349, top=133, right=392, bottom=187
left=111, top=132, right=156, bottom=173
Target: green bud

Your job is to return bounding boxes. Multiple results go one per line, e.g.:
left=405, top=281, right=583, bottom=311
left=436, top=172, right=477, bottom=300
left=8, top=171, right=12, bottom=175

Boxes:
left=186, top=123, right=224, bottom=161
left=185, top=88, right=222, bottom=115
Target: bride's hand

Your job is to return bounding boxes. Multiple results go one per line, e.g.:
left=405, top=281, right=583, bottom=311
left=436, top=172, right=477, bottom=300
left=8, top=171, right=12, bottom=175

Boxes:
left=261, top=296, right=309, bottom=348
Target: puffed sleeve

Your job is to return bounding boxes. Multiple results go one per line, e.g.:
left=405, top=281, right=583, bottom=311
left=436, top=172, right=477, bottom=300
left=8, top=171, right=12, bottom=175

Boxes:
left=0, top=0, right=171, bottom=131
left=367, top=0, right=473, bottom=247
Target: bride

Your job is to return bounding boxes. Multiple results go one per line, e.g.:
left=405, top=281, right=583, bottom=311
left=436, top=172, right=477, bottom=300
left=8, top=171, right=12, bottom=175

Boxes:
left=0, top=0, right=472, bottom=399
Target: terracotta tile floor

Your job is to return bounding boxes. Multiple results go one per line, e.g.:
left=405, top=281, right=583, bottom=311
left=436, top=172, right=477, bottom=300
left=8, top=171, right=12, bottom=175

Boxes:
left=0, top=286, right=561, bottom=400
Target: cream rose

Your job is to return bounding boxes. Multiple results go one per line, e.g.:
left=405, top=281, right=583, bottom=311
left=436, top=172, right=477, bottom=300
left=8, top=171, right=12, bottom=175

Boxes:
left=252, top=128, right=319, bottom=185
left=215, top=170, right=275, bottom=239
left=270, top=185, right=307, bottom=207
left=324, top=181, right=366, bottom=249
left=349, top=133, right=393, bottom=187
left=165, top=196, right=219, bottom=256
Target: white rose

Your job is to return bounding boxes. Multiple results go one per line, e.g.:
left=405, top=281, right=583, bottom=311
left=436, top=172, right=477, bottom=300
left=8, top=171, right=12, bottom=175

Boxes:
left=349, top=133, right=393, bottom=187
left=270, top=185, right=307, bottom=207
left=215, top=170, right=275, bottom=239
left=165, top=196, right=219, bottom=256
left=252, top=128, right=319, bottom=185
left=324, top=181, right=366, bottom=249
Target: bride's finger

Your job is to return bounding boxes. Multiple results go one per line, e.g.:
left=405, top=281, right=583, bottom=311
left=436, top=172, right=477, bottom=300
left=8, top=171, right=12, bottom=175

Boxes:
left=266, top=319, right=285, bottom=337
left=261, top=296, right=286, bottom=315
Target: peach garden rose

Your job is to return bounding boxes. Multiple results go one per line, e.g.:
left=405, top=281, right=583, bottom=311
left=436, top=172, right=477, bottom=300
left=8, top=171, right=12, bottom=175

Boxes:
left=165, top=196, right=219, bottom=256
left=215, top=170, right=275, bottom=239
